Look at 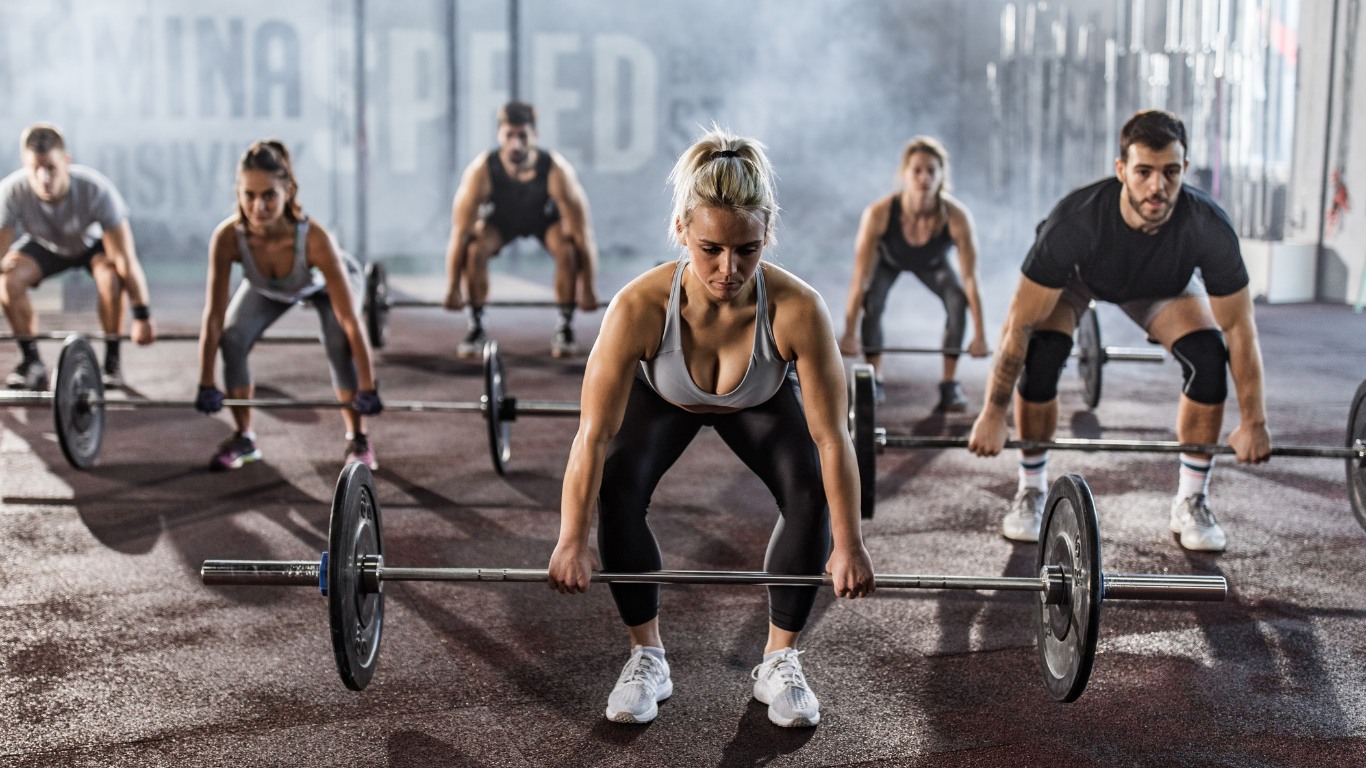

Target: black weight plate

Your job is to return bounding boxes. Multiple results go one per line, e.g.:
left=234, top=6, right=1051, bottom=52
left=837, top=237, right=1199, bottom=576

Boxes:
left=1348, top=379, right=1366, bottom=532
left=364, top=261, right=389, bottom=349
left=1076, top=304, right=1103, bottom=409
left=54, top=335, right=105, bottom=469
left=848, top=364, right=877, bottom=519
left=1036, top=473, right=1102, bottom=703
left=328, top=463, right=385, bottom=691
left=484, top=340, right=512, bottom=475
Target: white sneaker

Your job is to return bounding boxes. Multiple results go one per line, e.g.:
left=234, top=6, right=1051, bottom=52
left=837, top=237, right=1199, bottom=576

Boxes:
left=457, top=326, right=488, bottom=358
left=751, top=648, right=820, bottom=727
left=605, top=646, right=672, bottom=724
left=1001, top=487, right=1046, bottom=543
left=1169, top=493, right=1227, bottom=552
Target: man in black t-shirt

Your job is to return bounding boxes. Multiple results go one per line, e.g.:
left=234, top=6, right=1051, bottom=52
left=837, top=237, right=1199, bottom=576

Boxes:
left=968, top=109, right=1271, bottom=552
left=442, top=101, right=601, bottom=358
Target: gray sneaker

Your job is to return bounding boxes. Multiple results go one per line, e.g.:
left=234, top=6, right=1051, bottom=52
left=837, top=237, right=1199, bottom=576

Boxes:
left=1002, top=486, right=1045, bottom=543
left=1169, top=493, right=1227, bottom=552
left=605, top=647, right=672, bottom=723
left=6, top=359, right=48, bottom=391
left=936, top=380, right=968, bottom=413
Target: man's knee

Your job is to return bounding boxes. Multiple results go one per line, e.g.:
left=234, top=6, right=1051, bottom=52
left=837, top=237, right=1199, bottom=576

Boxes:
left=1171, top=329, right=1228, bottom=405
left=0, top=255, right=39, bottom=301
left=1017, top=330, right=1073, bottom=402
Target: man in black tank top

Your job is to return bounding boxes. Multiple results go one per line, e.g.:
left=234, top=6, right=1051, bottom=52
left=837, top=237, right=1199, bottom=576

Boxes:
left=967, top=109, right=1272, bottom=554
left=442, top=101, right=601, bottom=358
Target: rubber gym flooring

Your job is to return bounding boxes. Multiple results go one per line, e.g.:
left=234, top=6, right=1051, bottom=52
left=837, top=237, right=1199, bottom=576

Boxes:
left=2, top=277, right=1365, bottom=767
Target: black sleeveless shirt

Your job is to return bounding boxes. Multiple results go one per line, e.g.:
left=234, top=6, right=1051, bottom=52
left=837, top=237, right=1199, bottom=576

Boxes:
left=878, top=196, right=955, bottom=272
left=484, top=150, right=562, bottom=239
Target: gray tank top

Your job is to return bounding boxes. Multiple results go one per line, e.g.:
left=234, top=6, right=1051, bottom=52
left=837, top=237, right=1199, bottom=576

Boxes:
left=638, top=260, right=790, bottom=409
left=236, top=219, right=325, bottom=304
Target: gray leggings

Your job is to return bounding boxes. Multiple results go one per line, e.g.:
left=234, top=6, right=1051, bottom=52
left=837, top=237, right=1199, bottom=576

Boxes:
left=860, top=255, right=967, bottom=354
left=220, top=283, right=359, bottom=391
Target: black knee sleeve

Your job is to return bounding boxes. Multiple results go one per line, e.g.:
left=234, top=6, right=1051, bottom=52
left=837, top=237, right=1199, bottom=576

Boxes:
left=1171, top=329, right=1229, bottom=405
left=1016, top=330, right=1073, bottom=403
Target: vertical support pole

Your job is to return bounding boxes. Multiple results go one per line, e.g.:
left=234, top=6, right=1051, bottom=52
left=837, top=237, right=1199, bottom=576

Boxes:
left=446, top=0, right=460, bottom=207
left=354, top=0, right=369, bottom=262
left=1317, top=0, right=1342, bottom=302
left=508, top=0, right=521, bottom=101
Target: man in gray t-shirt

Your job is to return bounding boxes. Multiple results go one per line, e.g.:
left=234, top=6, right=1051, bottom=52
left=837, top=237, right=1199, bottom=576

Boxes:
left=0, top=123, right=157, bottom=389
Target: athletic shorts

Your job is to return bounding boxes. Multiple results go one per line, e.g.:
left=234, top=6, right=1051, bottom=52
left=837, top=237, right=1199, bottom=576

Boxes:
left=14, top=237, right=104, bottom=286
left=1056, top=273, right=1209, bottom=334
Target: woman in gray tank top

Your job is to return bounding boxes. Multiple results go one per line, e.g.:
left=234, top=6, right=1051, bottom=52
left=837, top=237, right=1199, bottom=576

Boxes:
left=194, top=140, right=381, bottom=472
left=547, top=128, right=876, bottom=729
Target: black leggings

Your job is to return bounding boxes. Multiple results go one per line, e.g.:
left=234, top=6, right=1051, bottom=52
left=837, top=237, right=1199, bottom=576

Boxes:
left=860, top=253, right=967, bottom=354
left=598, top=371, right=832, bottom=632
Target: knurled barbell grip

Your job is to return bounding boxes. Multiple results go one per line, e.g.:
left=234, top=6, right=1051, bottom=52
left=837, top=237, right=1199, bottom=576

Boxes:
left=506, top=399, right=581, bottom=417
left=79, top=396, right=488, bottom=414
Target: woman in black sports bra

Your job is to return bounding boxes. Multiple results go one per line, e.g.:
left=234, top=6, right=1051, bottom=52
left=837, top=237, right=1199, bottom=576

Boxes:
left=839, top=136, right=990, bottom=411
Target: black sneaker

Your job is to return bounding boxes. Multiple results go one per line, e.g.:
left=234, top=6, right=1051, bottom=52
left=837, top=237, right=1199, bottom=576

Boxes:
left=102, top=358, right=124, bottom=389
left=936, top=380, right=968, bottom=413
left=551, top=325, right=577, bottom=358
left=6, top=359, right=48, bottom=391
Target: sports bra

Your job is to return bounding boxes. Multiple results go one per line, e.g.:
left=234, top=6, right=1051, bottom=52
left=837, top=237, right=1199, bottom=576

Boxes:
left=637, top=259, right=790, bottom=409
left=236, top=219, right=326, bottom=304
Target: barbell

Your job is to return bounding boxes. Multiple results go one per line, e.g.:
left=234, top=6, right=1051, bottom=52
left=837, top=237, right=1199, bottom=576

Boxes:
left=0, top=335, right=509, bottom=470
left=200, top=463, right=1228, bottom=702
left=859, top=304, right=1165, bottom=409
left=846, top=363, right=1366, bottom=529
left=362, top=262, right=607, bottom=349
left=0, top=330, right=321, bottom=344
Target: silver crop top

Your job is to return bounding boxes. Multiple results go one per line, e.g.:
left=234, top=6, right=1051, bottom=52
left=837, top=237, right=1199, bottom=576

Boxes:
left=236, top=219, right=326, bottom=304
left=637, top=259, right=791, bottom=409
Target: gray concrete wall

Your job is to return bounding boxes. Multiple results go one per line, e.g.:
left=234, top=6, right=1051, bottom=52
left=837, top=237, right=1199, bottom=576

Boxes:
left=0, top=0, right=1306, bottom=308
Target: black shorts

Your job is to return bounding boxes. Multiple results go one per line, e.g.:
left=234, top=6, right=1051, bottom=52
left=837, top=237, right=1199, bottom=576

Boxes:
left=481, top=200, right=562, bottom=244
left=16, top=238, right=104, bottom=285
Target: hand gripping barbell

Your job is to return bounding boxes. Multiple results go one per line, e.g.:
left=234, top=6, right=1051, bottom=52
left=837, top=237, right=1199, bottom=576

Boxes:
left=362, top=262, right=608, bottom=349
left=846, top=364, right=1366, bottom=528
left=0, top=335, right=510, bottom=470
left=200, top=463, right=1227, bottom=702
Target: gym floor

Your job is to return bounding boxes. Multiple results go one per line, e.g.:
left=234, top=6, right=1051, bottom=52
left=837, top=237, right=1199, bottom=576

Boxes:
left=2, top=278, right=1365, bottom=767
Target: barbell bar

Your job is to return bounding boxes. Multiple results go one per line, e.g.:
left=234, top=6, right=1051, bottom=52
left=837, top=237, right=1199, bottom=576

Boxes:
left=362, top=262, right=608, bottom=349
left=858, top=305, right=1164, bottom=409
left=0, top=330, right=321, bottom=344
left=846, top=363, right=1366, bottom=530
left=200, top=463, right=1228, bottom=702
left=0, top=335, right=515, bottom=470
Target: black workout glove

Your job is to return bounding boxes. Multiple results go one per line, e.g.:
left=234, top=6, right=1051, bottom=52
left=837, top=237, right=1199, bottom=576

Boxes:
left=195, top=385, right=224, bottom=414
left=354, top=388, right=383, bottom=416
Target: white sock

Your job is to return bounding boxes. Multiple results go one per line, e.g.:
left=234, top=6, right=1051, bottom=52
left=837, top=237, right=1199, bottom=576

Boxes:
left=636, top=645, right=666, bottom=661
left=240, top=430, right=256, bottom=441
left=1018, top=451, right=1049, bottom=492
left=1177, top=454, right=1212, bottom=499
